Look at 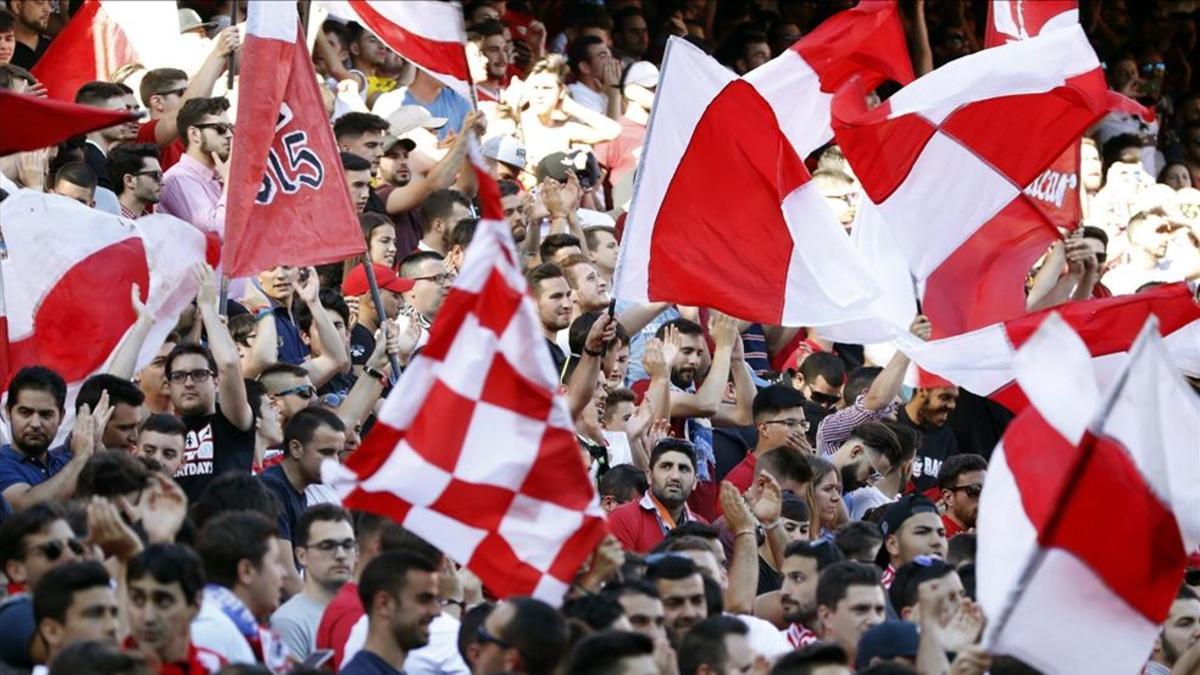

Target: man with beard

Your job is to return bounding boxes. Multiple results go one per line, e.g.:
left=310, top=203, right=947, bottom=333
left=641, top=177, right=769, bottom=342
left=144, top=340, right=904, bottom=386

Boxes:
left=341, top=551, right=441, bottom=675
left=609, top=439, right=705, bottom=553
left=76, top=81, right=136, bottom=191
left=840, top=422, right=916, bottom=521
left=1, top=367, right=94, bottom=511
left=7, top=0, right=51, bottom=69
left=272, top=505, right=357, bottom=660
left=472, top=19, right=510, bottom=103
left=936, top=454, right=987, bottom=538
left=107, top=143, right=164, bottom=219
left=527, top=263, right=573, bottom=375
left=644, top=555, right=708, bottom=647
left=897, top=382, right=960, bottom=496
left=640, top=316, right=753, bottom=522
left=828, top=421, right=902, bottom=515
left=780, top=540, right=846, bottom=649
left=1150, top=586, right=1200, bottom=673
left=473, top=598, right=570, bottom=675
left=160, top=97, right=233, bottom=232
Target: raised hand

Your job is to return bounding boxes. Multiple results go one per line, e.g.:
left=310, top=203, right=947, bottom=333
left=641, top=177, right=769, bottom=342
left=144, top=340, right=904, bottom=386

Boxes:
left=130, top=283, right=153, bottom=324
left=293, top=267, right=320, bottom=305
left=750, top=473, right=783, bottom=525
left=709, top=311, right=739, bottom=351
left=87, top=496, right=143, bottom=561
left=720, top=480, right=754, bottom=535
left=70, top=404, right=97, bottom=460
left=584, top=313, right=615, bottom=356
left=192, top=263, right=219, bottom=309
left=90, top=390, right=114, bottom=453
left=909, top=314, right=933, bottom=341
left=660, top=325, right=682, bottom=370
left=643, top=338, right=668, bottom=380
left=134, top=474, right=189, bottom=544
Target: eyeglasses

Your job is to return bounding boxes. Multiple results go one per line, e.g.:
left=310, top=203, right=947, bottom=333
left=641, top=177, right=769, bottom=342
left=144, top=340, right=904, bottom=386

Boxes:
left=305, top=538, right=356, bottom=554
left=762, top=418, right=811, bottom=432
left=194, top=122, right=234, bottom=135
left=26, top=537, right=85, bottom=561
left=155, top=87, right=187, bottom=98
left=949, top=483, right=983, bottom=498
left=1140, top=62, right=1165, bottom=74
left=168, top=369, right=214, bottom=384
left=477, top=624, right=512, bottom=649
left=808, top=390, right=841, bottom=407
left=273, top=385, right=316, bottom=400
left=411, top=272, right=453, bottom=285
left=135, top=170, right=164, bottom=182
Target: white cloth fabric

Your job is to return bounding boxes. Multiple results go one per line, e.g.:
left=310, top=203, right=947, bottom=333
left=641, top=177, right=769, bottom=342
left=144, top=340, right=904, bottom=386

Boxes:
left=732, top=613, right=792, bottom=659
left=191, top=597, right=257, bottom=665
left=568, top=82, right=608, bottom=115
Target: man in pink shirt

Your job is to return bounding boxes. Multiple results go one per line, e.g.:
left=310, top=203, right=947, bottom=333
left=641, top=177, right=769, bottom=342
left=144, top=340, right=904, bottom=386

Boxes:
left=159, top=96, right=232, bottom=234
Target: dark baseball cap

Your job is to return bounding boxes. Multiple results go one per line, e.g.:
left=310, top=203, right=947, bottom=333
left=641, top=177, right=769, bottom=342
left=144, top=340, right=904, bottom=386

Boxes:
left=876, top=494, right=940, bottom=567
left=855, top=621, right=919, bottom=669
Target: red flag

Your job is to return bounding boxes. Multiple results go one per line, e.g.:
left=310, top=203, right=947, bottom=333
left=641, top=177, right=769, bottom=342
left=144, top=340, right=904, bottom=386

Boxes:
left=324, top=150, right=607, bottom=605
left=222, top=1, right=365, bottom=279
left=984, top=0, right=1078, bottom=47
left=977, top=312, right=1199, bottom=674
left=0, top=91, right=139, bottom=156
left=614, top=1, right=912, bottom=326
left=30, top=0, right=178, bottom=101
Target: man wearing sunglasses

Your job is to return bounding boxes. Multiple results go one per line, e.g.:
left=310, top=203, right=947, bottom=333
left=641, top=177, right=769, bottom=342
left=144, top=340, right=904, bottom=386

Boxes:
left=936, top=454, right=987, bottom=538
left=260, top=363, right=320, bottom=432
left=107, top=143, right=164, bottom=220
left=160, top=96, right=234, bottom=233
left=0, top=503, right=83, bottom=670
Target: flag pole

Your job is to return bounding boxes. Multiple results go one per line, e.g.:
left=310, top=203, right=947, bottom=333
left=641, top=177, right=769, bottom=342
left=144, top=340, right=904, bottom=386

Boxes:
left=361, top=260, right=403, bottom=383
left=226, top=1, right=239, bottom=90
left=983, top=326, right=1149, bottom=649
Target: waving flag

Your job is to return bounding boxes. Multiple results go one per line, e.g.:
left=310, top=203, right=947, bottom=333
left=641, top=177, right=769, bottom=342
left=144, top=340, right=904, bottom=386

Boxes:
left=614, top=1, right=912, bottom=326
left=0, top=91, right=139, bottom=156
left=31, top=0, right=178, bottom=101
left=832, top=25, right=1151, bottom=341
left=1, top=190, right=204, bottom=399
left=977, top=312, right=1200, bottom=675
left=894, top=283, right=1200, bottom=411
left=324, top=154, right=607, bottom=605
left=222, top=1, right=365, bottom=278
left=320, top=0, right=471, bottom=101
left=985, top=0, right=1078, bottom=46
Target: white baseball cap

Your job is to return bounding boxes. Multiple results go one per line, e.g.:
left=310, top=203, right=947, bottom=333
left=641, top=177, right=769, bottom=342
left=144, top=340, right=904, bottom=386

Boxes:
left=482, top=135, right=527, bottom=170
left=624, top=61, right=659, bottom=89
left=386, top=105, right=448, bottom=137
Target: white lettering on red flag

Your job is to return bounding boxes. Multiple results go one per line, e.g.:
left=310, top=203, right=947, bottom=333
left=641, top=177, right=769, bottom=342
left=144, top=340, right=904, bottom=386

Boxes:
left=323, top=162, right=606, bottom=605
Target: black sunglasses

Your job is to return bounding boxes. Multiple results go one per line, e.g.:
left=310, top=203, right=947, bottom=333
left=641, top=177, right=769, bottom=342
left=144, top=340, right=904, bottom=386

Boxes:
left=273, top=385, right=316, bottom=400
left=477, top=624, right=512, bottom=649
left=949, top=483, right=983, bottom=498
left=27, top=538, right=85, bottom=561
left=194, top=122, right=234, bottom=135
left=808, top=390, right=841, bottom=407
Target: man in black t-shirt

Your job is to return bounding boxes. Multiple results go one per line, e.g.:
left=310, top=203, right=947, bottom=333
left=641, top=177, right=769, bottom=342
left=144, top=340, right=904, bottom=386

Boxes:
left=165, top=265, right=256, bottom=502
left=527, top=262, right=572, bottom=377
left=7, top=0, right=51, bottom=70
left=896, top=385, right=960, bottom=495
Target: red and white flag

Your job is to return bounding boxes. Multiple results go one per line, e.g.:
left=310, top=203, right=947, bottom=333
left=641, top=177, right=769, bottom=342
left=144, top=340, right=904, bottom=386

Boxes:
left=894, top=283, right=1200, bottom=412
left=1, top=190, right=205, bottom=399
left=984, top=0, right=1079, bottom=47
left=320, top=0, right=471, bottom=101
left=977, top=311, right=1200, bottom=675
left=614, top=1, right=913, bottom=326
left=31, top=0, right=178, bottom=101
left=830, top=25, right=1151, bottom=341
left=323, top=159, right=607, bottom=605
left=222, top=1, right=365, bottom=278
left=0, top=91, right=139, bottom=156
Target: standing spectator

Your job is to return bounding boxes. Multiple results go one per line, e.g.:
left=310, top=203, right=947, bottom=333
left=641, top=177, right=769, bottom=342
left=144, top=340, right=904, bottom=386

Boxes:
left=259, top=408, right=347, bottom=566
left=75, top=82, right=135, bottom=190
left=728, top=31, right=771, bottom=75
left=612, top=8, right=650, bottom=65
left=1, top=367, right=93, bottom=512
left=7, top=0, right=51, bottom=70
left=814, top=562, right=887, bottom=668
left=722, top=385, right=810, bottom=496
left=1152, top=586, right=1200, bottom=673
left=106, top=143, right=163, bottom=219
left=165, top=266, right=255, bottom=502
left=133, top=414, right=187, bottom=480
left=403, top=69, right=470, bottom=142
left=896, top=382, right=960, bottom=496
left=583, top=225, right=620, bottom=284
left=517, top=55, right=621, bottom=167
left=876, top=495, right=946, bottom=588
left=780, top=540, right=846, bottom=649
left=135, top=27, right=240, bottom=172
left=473, top=598, right=569, bottom=675
left=192, top=512, right=288, bottom=669
left=609, top=439, right=706, bottom=553
left=937, top=455, right=987, bottom=538
left=334, top=112, right=390, bottom=180
left=677, top=615, right=753, bottom=675
left=567, top=35, right=622, bottom=119
left=125, top=544, right=227, bottom=673
left=342, top=151, right=374, bottom=213
left=526, top=263, right=572, bottom=374
left=595, top=60, right=655, bottom=202
left=33, top=561, right=120, bottom=663
left=340, top=551, right=441, bottom=675
left=75, top=373, right=144, bottom=453
left=644, top=555, right=708, bottom=647
left=159, top=97, right=232, bottom=233
left=416, top=189, right=472, bottom=255
left=0, top=8, right=17, bottom=65
left=398, top=251, right=453, bottom=334
left=473, top=19, right=511, bottom=103
left=271, top=505, right=356, bottom=661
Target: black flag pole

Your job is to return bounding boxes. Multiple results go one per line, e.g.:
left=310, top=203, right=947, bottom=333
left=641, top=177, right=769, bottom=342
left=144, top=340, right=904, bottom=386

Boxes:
left=361, top=260, right=404, bottom=383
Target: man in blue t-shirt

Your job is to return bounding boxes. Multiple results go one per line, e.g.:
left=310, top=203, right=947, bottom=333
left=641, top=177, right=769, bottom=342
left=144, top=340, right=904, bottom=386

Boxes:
left=400, top=70, right=470, bottom=141
left=340, top=550, right=441, bottom=675
left=0, top=367, right=84, bottom=512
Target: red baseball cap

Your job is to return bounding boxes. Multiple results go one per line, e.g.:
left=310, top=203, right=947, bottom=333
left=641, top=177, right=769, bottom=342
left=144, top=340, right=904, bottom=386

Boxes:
left=342, top=263, right=414, bottom=296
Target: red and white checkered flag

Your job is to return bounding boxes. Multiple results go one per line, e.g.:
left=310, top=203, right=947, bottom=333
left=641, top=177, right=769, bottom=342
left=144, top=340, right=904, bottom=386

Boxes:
left=323, top=157, right=607, bottom=605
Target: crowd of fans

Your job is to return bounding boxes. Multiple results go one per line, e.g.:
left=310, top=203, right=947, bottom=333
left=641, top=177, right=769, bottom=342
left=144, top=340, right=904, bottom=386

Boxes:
left=1, top=0, right=1199, bottom=674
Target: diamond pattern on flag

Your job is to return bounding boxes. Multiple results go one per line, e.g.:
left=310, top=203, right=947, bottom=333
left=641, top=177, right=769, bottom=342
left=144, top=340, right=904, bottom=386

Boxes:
left=832, top=25, right=1151, bottom=339
left=324, top=165, right=607, bottom=605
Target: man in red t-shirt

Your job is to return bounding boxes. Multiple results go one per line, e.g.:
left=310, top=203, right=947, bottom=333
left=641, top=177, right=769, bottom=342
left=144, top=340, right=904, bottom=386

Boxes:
left=936, top=454, right=988, bottom=538
left=135, top=28, right=241, bottom=172
left=722, top=385, right=811, bottom=500
left=608, top=439, right=707, bottom=553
